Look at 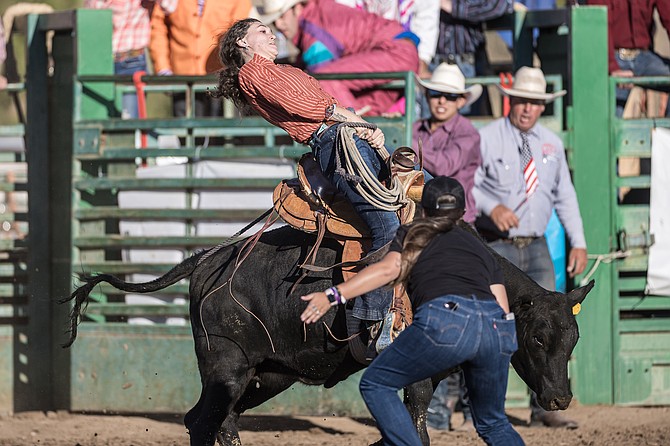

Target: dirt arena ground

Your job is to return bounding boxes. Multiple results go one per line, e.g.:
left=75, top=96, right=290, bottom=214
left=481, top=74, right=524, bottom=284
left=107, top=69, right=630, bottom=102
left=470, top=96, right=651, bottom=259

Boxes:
left=0, top=404, right=668, bottom=446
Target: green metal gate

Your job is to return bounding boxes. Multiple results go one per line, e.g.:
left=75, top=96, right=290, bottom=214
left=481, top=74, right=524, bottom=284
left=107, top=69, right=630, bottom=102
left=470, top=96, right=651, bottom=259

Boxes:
left=24, top=8, right=418, bottom=414
left=8, top=5, right=670, bottom=415
left=567, top=7, right=670, bottom=406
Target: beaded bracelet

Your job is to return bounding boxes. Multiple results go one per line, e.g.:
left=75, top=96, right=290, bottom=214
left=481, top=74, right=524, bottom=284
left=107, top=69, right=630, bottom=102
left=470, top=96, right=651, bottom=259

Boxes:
left=325, top=287, right=338, bottom=306
left=325, top=286, right=346, bottom=306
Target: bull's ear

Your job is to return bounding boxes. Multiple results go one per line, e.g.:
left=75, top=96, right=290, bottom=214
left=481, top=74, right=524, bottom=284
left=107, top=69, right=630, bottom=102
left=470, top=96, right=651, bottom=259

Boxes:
left=568, top=280, right=595, bottom=306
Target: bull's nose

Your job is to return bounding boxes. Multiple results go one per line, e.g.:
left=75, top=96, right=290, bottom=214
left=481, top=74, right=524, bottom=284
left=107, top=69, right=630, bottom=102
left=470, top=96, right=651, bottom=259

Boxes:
left=550, top=395, right=572, bottom=410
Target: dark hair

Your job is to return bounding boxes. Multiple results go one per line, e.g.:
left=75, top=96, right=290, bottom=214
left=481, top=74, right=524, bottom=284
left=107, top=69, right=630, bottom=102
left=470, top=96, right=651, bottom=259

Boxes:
left=209, top=18, right=261, bottom=114
left=392, top=208, right=465, bottom=288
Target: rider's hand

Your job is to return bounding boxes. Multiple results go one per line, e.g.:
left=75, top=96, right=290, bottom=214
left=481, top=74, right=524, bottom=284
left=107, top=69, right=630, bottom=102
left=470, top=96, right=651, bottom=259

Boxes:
left=357, top=128, right=385, bottom=150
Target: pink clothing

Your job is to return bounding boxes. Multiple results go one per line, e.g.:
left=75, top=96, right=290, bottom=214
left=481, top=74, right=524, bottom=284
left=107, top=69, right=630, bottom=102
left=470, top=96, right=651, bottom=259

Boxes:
left=313, top=39, right=418, bottom=115
left=294, top=0, right=419, bottom=115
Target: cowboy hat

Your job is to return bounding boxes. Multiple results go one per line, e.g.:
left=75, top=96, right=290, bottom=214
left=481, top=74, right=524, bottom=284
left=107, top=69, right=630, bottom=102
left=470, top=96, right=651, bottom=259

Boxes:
left=258, top=0, right=305, bottom=24
left=416, top=63, right=483, bottom=108
left=498, top=66, right=566, bottom=102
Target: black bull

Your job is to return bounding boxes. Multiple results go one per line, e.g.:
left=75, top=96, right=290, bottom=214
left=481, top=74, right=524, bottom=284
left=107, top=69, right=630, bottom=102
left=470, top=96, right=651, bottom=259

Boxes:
left=62, top=225, right=594, bottom=446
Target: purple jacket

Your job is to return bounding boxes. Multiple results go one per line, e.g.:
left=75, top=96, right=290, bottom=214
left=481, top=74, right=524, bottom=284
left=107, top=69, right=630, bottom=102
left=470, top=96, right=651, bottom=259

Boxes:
left=413, top=114, right=481, bottom=223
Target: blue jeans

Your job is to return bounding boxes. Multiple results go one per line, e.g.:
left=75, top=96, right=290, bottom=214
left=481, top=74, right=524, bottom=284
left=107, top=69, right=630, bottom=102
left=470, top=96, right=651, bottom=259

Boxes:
left=310, top=124, right=399, bottom=320
left=488, top=237, right=555, bottom=291
left=614, top=50, right=670, bottom=117
left=360, top=295, right=524, bottom=446
left=114, top=53, right=147, bottom=119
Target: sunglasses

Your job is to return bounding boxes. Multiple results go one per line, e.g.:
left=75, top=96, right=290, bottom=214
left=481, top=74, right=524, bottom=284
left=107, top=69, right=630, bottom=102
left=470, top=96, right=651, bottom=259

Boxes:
left=428, top=90, right=462, bottom=101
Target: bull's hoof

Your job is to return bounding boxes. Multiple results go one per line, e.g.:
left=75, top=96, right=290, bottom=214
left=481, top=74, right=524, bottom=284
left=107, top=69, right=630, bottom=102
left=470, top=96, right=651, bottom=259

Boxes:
left=530, top=411, right=578, bottom=429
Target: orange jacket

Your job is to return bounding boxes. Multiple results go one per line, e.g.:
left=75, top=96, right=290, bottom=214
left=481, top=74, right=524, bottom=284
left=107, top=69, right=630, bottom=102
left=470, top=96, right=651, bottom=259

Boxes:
left=149, top=0, right=252, bottom=75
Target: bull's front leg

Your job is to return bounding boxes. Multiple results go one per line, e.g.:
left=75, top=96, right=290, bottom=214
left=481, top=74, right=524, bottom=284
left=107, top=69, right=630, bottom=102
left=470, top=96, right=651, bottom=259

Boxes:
left=404, top=378, right=433, bottom=446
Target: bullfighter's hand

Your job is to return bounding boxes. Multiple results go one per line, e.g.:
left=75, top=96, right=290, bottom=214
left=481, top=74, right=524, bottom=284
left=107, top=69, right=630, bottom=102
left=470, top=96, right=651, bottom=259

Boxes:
left=567, top=247, right=587, bottom=278
left=300, top=292, right=330, bottom=324
left=490, top=204, right=519, bottom=232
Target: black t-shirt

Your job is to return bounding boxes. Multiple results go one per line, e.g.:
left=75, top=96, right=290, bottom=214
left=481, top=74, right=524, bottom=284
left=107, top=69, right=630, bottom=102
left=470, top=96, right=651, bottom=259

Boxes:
left=389, top=225, right=504, bottom=311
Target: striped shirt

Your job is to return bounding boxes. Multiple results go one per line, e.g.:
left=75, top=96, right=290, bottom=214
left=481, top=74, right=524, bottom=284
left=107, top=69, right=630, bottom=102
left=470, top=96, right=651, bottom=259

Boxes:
left=473, top=118, right=586, bottom=249
left=238, top=54, right=338, bottom=144
left=436, top=0, right=512, bottom=59
left=85, top=0, right=177, bottom=54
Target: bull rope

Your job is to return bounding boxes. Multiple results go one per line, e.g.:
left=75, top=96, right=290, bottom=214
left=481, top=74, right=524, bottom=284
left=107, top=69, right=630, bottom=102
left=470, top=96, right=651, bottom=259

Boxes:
left=335, top=123, right=409, bottom=211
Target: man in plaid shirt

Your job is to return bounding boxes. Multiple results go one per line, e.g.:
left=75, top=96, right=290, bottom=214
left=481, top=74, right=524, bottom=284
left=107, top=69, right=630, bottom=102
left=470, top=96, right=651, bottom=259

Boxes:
left=84, top=0, right=178, bottom=118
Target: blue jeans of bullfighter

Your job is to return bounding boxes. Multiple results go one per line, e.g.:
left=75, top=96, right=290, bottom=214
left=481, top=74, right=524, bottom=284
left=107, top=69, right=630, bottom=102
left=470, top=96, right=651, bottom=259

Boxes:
left=359, top=295, right=524, bottom=446
left=310, top=124, right=399, bottom=321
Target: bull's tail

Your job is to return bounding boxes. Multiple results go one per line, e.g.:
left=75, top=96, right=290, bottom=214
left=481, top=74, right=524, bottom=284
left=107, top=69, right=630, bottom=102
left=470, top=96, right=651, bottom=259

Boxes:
left=60, top=249, right=209, bottom=348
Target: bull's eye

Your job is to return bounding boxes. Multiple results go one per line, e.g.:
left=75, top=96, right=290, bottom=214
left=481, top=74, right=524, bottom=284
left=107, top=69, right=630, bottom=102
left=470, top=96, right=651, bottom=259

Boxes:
left=533, top=336, right=544, bottom=347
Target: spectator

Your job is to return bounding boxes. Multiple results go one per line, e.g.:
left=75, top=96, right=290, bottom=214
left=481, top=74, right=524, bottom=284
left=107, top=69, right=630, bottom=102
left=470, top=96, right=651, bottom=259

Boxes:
left=413, top=63, right=482, bottom=431
left=334, top=0, right=440, bottom=79
left=586, top=0, right=670, bottom=117
left=259, top=0, right=419, bottom=115
left=85, top=0, right=178, bottom=119
left=301, top=176, right=525, bottom=446
left=211, top=18, right=398, bottom=342
left=473, top=66, right=587, bottom=428
left=427, top=0, right=513, bottom=117
left=149, top=0, right=253, bottom=117
left=413, top=63, right=482, bottom=224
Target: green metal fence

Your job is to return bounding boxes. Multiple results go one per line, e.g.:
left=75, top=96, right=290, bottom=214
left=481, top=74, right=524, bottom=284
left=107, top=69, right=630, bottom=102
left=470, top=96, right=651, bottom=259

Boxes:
left=0, top=81, right=27, bottom=415
left=568, top=7, right=670, bottom=406
left=2, top=5, right=667, bottom=416
left=607, top=76, right=670, bottom=406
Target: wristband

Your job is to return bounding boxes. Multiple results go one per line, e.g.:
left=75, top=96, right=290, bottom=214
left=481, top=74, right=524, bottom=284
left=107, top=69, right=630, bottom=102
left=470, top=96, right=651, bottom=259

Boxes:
left=325, top=287, right=337, bottom=306
left=333, top=286, right=346, bottom=305
left=325, top=287, right=346, bottom=306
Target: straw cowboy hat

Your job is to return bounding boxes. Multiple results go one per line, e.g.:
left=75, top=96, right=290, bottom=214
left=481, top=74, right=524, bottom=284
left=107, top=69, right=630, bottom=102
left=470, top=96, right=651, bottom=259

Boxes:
left=417, top=63, right=483, bottom=108
left=258, top=0, right=305, bottom=24
left=498, top=66, right=566, bottom=103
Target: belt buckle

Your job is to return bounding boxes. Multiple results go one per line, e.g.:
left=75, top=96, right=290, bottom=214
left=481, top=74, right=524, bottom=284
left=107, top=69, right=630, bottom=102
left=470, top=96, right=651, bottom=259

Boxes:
left=511, top=236, right=534, bottom=249
left=617, top=48, right=640, bottom=61
left=114, top=48, right=144, bottom=62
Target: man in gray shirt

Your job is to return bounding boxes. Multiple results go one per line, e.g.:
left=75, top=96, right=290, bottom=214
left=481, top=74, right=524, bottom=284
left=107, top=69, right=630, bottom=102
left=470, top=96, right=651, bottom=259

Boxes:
left=474, top=66, right=587, bottom=428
